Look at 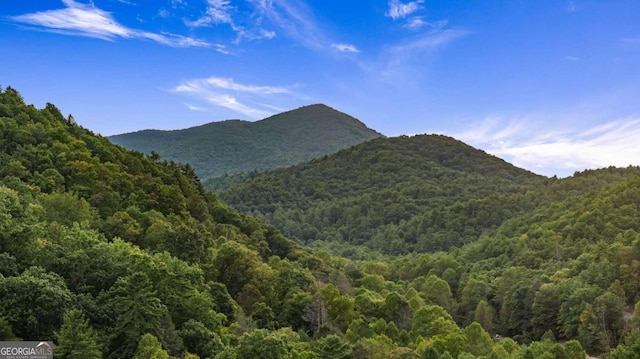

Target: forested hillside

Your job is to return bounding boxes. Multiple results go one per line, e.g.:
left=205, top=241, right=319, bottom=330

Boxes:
left=210, top=135, right=546, bottom=254
left=109, top=104, right=382, bottom=180
left=1, top=86, right=640, bottom=359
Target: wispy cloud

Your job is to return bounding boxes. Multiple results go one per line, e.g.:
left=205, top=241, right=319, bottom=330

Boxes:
left=386, top=0, right=424, bottom=20
left=332, top=43, right=359, bottom=53
left=454, top=116, right=640, bottom=177
left=8, top=0, right=209, bottom=47
left=184, top=0, right=234, bottom=28
left=115, top=0, right=138, bottom=5
left=382, top=29, right=469, bottom=71
left=171, top=76, right=296, bottom=119
left=405, top=18, right=448, bottom=31
left=185, top=104, right=208, bottom=112
left=386, top=0, right=450, bottom=33
left=214, top=44, right=231, bottom=54
left=251, top=0, right=322, bottom=48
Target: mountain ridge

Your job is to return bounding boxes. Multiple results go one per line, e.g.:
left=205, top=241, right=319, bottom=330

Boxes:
left=109, top=104, right=383, bottom=179
left=210, top=133, right=546, bottom=253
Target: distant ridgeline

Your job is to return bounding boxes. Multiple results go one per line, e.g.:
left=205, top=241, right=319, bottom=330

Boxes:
left=109, top=104, right=383, bottom=180
left=3, top=86, right=640, bottom=358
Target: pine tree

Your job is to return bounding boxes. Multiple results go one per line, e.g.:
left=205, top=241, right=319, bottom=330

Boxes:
left=54, top=310, right=102, bottom=359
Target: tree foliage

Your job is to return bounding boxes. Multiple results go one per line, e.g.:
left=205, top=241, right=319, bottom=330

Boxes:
left=0, top=86, right=637, bottom=358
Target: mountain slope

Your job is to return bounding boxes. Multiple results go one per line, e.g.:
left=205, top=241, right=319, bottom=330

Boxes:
left=211, top=134, right=546, bottom=253
left=109, top=104, right=383, bottom=179
left=3, top=86, right=639, bottom=357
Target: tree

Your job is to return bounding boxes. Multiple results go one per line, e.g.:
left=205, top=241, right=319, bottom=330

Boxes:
left=411, top=305, right=459, bottom=340
left=351, top=334, right=396, bottom=359
left=37, top=192, right=93, bottom=227
left=317, top=334, right=351, bottom=359
left=106, top=272, right=167, bottom=359
left=458, top=278, right=489, bottom=325
left=420, top=347, right=439, bottom=359
left=422, top=275, right=455, bottom=314
left=54, top=309, right=102, bottom=359
left=609, top=329, right=640, bottom=359
left=0, top=266, right=73, bottom=340
left=133, top=334, right=169, bottom=359
left=211, top=241, right=260, bottom=297
left=0, top=316, right=18, bottom=340
left=577, top=304, right=606, bottom=355
left=235, top=329, right=292, bottom=359
left=563, top=340, right=586, bottom=359
left=179, top=319, right=224, bottom=359
left=463, top=322, right=493, bottom=357
left=473, top=300, right=495, bottom=335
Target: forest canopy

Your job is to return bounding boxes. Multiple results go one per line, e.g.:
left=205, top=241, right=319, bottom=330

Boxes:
left=1, top=86, right=639, bottom=358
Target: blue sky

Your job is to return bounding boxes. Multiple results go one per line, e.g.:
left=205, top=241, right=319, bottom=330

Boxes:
left=2, top=0, right=640, bottom=177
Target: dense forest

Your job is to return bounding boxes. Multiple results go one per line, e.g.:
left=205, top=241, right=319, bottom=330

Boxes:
left=209, top=135, right=546, bottom=254
left=1, top=86, right=640, bottom=359
left=109, top=104, right=382, bottom=180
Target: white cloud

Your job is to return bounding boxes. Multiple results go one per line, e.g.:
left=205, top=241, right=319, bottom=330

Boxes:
left=195, top=77, right=291, bottom=94
left=115, top=0, right=138, bottom=5
left=171, top=76, right=295, bottom=119
left=251, top=0, right=323, bottom=49
left=214, top=44, right=231, bottom=54
left=184, top=0, right=234, bottom=27
left=332, top=43, right=360, bottom=53
left=454, top=116, right=640, bottom=177
left=404, top=17, right=428, bottom=29
left=406, top=18, right=448, bottom=31
left=185, top=104, right=208, bottom=111
left=9, top=0, right=209, bottom=47
left=383, top=29, right=469, bottom=69
left=386, top=0, right=424, bottom=20
left=184, top=0, right=279, bottom=44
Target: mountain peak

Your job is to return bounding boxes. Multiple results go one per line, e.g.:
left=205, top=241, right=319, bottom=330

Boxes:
left=109, top=104, right=382, bottom=179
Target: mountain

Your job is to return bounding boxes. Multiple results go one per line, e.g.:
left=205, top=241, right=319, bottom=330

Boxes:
left=210, top=134, right=547, bottom=254
left=2, top=86, right=639, bottom=358
left=109, top=104, right=383, bottom=180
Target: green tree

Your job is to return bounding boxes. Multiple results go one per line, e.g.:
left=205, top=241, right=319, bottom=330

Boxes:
left=54, top=309, right=102, bottom=359
left=179, top=319, right=224, bottom=359
left=563, top=339, right=586, bottom=359
left=133, top=333, right=169, bottom=359
left=463, top=322, right=493, bottom=357
left=236, top=329, right=294, bottom=359
left=411, top=305, right=459, bottom=340
left=37, top=192, right=93, bottom=227
left=0, top=316, right=18, bottom=340
left=317, top=334, right=351, bottom=359
left=0, top=266, right=73, bottom=339
left=106, top=272, right=167, bottom=359
left=609, top=329, right=640, bottom=359
left=473, top=300, right=495, bottom=334
left=577, top=303, right=605, bottom=355
left=211, top=240, right=260, bottom=297
left=422, top=275, right=455, bottom=314
left=351, top=334, right=396, bottom=359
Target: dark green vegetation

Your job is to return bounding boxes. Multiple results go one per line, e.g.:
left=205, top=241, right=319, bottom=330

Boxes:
left=109, top=104, right=382, bottom=180
left=210, top=135, right=546, bottom=254
left=1, top=86, right=640, bottom=358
